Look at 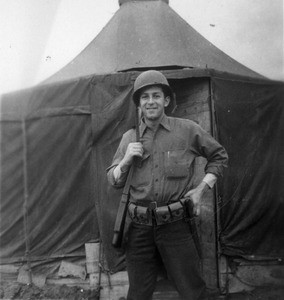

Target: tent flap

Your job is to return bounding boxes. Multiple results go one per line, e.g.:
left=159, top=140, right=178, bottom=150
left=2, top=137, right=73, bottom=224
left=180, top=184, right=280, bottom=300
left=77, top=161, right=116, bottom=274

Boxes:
left=0, top=79, right=99, bottom=263
left=213, top=78, right=284, bottom=258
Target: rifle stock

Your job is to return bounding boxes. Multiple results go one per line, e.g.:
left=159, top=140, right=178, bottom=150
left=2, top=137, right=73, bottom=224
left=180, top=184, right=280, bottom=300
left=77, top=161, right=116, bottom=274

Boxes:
left=112, top=168, right=133, bottom=248
left=112, top=107, right=140, bottom=248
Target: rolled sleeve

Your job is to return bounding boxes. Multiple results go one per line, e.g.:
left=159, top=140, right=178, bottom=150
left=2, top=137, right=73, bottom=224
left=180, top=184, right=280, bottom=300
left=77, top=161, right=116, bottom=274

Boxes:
left=106, top=164, right=119, bottom=186
left=106, top=129, right=135, bottom=188
left=204, top=146, right=228, bottom=177
left=192, top=123, right=228, bottom=178
left=202, top=173, right=217, bottom=188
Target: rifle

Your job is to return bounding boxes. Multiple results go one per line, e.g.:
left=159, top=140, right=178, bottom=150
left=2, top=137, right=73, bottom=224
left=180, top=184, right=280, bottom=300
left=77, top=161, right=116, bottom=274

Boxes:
left=112, top=107, right=140, bottom=248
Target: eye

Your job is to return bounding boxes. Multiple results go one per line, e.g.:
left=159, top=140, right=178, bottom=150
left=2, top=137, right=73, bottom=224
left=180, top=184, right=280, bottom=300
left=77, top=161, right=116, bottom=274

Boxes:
left=141, top=94, right=148, bottom=100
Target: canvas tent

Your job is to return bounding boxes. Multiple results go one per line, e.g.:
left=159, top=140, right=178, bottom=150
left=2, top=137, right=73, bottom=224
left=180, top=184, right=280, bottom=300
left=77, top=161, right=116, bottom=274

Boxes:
left=1, top=0, right=283, bottom=294
left=44, top=0, right=262, bottom=84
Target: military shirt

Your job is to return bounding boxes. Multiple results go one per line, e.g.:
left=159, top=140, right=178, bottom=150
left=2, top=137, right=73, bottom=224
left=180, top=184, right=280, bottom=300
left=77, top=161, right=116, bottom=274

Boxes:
left=107, top=115, right=228, bottom=205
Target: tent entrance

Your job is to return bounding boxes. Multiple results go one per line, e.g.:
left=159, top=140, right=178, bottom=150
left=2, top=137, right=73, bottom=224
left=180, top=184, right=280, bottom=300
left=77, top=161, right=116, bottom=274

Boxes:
left=170, top=77, right=219, bottom=288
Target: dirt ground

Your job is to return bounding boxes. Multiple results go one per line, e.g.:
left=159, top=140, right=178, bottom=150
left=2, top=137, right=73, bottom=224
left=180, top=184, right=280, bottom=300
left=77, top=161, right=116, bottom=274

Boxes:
left=0, top=281, right=100, bottom=300
left=226, top=287, right=284, bottom=300
left=1, top=280, right=284, bottom=300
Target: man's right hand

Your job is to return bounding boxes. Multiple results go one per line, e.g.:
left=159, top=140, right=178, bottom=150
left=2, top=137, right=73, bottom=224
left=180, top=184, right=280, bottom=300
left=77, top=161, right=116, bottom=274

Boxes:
left=120, top=142, right=143, bottom=170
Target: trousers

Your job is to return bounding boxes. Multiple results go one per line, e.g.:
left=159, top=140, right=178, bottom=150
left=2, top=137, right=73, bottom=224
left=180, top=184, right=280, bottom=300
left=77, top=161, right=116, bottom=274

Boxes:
left=125, top=219, right=207, bottom=300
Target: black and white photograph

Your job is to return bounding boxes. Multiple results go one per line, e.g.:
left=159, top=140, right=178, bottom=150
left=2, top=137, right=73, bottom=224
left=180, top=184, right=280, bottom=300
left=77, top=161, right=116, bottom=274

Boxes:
left=0, top=1, right=283, bottom=299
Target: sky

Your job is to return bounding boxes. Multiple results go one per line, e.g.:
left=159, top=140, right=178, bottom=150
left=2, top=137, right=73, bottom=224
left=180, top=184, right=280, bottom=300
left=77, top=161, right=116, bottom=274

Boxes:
left=0, top=0, right=283, bottom=95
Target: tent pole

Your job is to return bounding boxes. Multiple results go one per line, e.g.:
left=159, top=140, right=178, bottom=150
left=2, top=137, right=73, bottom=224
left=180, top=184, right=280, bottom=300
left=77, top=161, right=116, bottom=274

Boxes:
left=21, top=118, right=32, bottom=285
left=209, top=79, right=227, bottom=293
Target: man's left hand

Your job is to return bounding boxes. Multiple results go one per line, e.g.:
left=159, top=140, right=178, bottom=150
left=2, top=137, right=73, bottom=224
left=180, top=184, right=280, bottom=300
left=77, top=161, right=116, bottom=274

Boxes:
left=184, top=181, right=209, bottom=216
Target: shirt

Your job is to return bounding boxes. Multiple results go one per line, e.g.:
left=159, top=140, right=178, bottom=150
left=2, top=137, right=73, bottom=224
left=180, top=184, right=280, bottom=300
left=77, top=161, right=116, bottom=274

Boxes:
left=107, top=115, right=228, bottom=205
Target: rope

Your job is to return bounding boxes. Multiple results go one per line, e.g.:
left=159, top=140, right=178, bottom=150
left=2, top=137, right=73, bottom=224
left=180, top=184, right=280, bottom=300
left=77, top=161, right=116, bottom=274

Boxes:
left=21, top=119, right=32, bottom=285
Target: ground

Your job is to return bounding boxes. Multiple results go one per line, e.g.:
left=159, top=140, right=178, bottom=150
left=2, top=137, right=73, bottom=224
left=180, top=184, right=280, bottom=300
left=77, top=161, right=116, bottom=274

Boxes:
left=0, top=282, right=100, bottom=300
left=1, top=280, right=284, bottom=300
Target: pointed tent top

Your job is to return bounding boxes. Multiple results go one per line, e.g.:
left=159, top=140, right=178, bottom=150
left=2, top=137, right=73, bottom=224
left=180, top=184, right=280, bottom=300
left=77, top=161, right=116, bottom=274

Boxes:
left=45, top=0, right=262, bottom=84
left=119, top=0, right=169, bottom=6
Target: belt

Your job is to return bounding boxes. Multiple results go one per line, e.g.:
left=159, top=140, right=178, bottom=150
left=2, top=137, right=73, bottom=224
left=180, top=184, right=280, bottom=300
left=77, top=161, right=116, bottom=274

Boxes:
left=128, top=199, right=188, bottom=226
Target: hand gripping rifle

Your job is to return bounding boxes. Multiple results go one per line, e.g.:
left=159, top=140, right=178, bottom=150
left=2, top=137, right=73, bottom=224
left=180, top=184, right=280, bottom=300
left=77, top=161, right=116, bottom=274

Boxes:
left=112, top=107, right=140, bottom=248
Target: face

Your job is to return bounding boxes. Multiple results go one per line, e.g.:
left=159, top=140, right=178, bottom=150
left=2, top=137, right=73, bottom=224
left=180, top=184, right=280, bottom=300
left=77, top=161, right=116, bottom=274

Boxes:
left=139, top=86, right=170, bottom=122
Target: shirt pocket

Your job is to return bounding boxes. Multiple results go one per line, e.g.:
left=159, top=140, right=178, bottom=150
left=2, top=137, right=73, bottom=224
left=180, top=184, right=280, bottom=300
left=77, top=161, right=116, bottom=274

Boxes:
left=164, top=149, right=194, bottom=179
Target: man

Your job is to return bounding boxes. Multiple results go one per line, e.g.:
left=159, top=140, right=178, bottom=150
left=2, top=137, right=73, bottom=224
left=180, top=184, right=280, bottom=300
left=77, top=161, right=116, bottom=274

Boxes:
left=107, top=70, right=228, bottom=300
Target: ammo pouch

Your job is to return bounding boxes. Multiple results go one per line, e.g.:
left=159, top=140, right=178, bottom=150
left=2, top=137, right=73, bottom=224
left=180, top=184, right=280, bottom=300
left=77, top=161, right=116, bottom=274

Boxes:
left=154, top=201, right=185, bottom=225
left=128, top=200, right=187, bottom=226
left=128, top=203, right=152, bottom=225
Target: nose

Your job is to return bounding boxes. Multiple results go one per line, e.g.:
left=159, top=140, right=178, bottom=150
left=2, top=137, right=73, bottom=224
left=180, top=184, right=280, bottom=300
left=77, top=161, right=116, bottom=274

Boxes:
left=148, top=96, right=154, bottom=104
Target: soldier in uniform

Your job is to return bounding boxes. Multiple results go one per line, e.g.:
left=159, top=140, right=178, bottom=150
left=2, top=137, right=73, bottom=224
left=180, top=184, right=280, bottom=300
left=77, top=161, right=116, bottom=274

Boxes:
left=107, top=70, right=228, bottom=300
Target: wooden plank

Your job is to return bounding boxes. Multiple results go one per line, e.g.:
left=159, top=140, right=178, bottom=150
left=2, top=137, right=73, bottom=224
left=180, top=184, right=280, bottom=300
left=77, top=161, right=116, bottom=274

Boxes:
left=85, top=242, right=100, bottom=274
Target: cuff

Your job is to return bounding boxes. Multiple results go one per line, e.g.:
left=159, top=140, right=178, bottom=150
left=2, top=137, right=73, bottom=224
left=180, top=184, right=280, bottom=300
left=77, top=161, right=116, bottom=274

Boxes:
left=202, top=173, right=217, bottom=189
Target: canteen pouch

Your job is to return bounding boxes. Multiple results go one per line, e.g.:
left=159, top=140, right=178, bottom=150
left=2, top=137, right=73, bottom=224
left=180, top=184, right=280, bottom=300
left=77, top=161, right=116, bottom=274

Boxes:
left=154, top=206, right=172, bottom=225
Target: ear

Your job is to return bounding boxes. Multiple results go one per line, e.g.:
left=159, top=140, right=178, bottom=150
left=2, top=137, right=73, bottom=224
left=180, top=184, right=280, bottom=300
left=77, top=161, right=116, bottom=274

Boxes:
left=164, top=96, right=170, bottom=107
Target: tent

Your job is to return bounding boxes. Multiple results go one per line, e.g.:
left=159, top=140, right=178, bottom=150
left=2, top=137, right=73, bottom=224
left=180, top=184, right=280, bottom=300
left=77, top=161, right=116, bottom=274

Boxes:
left=45, top=0, right=262, bottom=84
left=1, top=0, right=283, bottom=294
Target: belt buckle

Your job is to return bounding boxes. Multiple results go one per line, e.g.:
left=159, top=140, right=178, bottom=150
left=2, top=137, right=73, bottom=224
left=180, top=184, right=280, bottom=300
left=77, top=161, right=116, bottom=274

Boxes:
left=148, top=201, right=157, bottom=211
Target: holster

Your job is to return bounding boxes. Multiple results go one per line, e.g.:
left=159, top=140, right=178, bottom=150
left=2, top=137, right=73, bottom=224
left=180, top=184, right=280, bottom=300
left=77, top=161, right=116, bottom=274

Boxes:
left=182, top=197, right=202, bottom=259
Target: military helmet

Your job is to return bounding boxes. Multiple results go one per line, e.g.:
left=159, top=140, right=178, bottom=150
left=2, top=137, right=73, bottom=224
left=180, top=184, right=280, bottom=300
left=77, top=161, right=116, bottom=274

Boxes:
left=132, top=70, right=174, bottom=109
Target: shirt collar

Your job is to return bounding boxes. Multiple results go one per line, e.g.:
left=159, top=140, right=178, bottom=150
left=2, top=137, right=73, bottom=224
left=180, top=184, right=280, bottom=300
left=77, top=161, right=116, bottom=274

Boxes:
left=139, top=114, right=171, bottom=137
